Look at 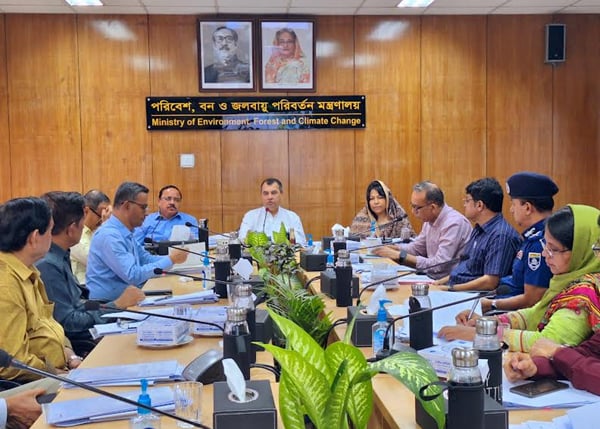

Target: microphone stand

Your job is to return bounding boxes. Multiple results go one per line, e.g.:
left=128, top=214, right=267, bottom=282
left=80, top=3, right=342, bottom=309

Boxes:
left=0, top=350, right=210, bottom=429
left=375, top=289, right=499, bottom=361
left=184, top=221, right=233, bottom=240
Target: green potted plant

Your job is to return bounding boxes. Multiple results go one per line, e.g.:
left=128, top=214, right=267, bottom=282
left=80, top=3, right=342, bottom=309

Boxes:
left=245, top=226, right=334, bottom=346
left=257, top=310, right=445, bottom=429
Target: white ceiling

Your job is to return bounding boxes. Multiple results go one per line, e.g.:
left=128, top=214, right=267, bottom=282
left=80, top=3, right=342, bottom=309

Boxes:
left=0, top=0, right=598, bottom=15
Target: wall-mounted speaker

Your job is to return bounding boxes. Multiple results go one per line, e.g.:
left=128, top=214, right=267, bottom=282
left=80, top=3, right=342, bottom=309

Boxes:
left=545, top=24, right=566, bottom=63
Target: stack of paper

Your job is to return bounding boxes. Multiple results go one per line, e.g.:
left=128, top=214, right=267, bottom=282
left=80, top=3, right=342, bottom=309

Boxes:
left=140, top=290, right=218, bottom=306
left=43, top=386, right=174, bottom=426
left=89, top=321, right=142, bottom=340
left=191, top=305, right=227, bottom=335
left=65, top=360, right=183, bottom=388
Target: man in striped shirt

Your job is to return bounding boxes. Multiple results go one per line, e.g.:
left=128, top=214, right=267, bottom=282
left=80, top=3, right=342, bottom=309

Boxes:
left=436, top=177, right=521, bottom=292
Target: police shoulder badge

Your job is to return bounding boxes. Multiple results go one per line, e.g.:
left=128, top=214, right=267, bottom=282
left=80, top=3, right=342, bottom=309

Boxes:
left=528, top=252, right=542, bottom=271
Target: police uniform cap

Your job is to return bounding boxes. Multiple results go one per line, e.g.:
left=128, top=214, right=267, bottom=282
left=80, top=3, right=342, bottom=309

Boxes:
left=506, top=172, right=558, bottom=199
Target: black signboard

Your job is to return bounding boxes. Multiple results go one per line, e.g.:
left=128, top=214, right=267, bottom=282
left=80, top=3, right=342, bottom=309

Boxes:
left=146, top=95, right=365, bottom=131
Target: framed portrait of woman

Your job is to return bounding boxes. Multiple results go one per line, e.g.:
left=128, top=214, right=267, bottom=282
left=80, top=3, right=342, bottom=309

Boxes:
left=198, top=18, right=255, bottom=91
left=259, top=19, right=315, bottom=92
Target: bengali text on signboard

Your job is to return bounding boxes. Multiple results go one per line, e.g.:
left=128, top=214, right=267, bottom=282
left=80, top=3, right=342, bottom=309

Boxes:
left=146, top=95, right=366, bottom=131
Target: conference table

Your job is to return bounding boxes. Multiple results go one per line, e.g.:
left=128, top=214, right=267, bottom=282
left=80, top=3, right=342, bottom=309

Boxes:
left=30, top=261, right=567, bottom=429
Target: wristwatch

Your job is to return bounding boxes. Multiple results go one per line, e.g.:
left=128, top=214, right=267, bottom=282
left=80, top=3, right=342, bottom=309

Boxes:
left=398, top=249, right=408, bottom=263
left=67, top=354, right=83, bottom=368
left=490, top=300, right=498, bottom=311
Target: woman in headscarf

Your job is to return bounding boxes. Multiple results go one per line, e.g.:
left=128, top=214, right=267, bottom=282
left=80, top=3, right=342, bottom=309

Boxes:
left=439, top=204, right=600, bottom=352
left=264, top=28, right=310, bottom=84
left=349, top=180, right=415, bottom=240
left=503, top=213, right=600, bottom=394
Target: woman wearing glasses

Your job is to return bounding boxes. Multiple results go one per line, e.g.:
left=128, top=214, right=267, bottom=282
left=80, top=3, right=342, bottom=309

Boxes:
left=503, top=213, right=600, bottom=394
left=349, top=180, right=415, bottom=240
left=440, top=204, right=600, bottom=352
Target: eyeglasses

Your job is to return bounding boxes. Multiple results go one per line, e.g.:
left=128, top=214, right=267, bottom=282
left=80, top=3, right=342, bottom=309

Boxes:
left=89, top=207, right=102, bottom=218
left=593, top=239, right=600, bottom=257
left=410, top=203, right=428, bottom=212
left=462, top=197, right=474, bottom=205
left=540, top=238, right=571, bottom=259
left=160, top=197, right=182, bottom=203
left=128, top=200, right=149, bottom=211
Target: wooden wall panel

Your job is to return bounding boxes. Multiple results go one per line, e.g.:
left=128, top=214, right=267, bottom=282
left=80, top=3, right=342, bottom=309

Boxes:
left=6, top=15, right=82, bottom=196
left=421, top=16, right=487, bottom=210
left=0, top=16, right=10, bottom=202
left=148, top=15, right=223, bottom=227
left=487, top=16, right=553, bottom=190
left=289, top=16, right=356, bottom=238
left=77, top=15, right=152, bottom=200
left=221, top=131, right=289, bottom=233
left=552, top=14, right=600, bottom=208
left=354, top=17, right=422, bottom=226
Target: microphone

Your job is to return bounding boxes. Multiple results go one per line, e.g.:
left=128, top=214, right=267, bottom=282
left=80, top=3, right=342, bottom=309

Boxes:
left=261, top=207, right=269, bottom=233
left=153, top=268, right=234, bottom=288
left=0, top=349, right=210, bottom=429
left=355, top=254, right=469, bottom=307
left=84, top=301, right=225, bottom=333
left=184, top=221, right=232, bottom=240
left=165, top=243, right=215, bottom=259
left=374, top=285, right=511, bottom=361
left=351, top=214, right=408, bottom=239
left=146, top=217, right=163, bottom=243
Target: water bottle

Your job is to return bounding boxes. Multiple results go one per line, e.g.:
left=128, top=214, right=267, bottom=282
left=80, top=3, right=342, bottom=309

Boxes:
left=233, top=284, right=256, bottom=363
left=473, top=317, right=503, bottom=404
left=228, top=231, right=242, bottom=262
left=288, top=227, right=296, bottom=245
left=223, top=307, right=251, bottom=380
left=201, top=251, right=211, bottom=290
left=447, top=348, right=484, bottom=429
left=408, top=283, right=433, bottom=350
left=213, top=239, right=230, bottom=299
left=369, top=220, right=377, bottom=238
left=334, top=249, right=352, bottom=307
left=332, top=228, right=346, bottom=264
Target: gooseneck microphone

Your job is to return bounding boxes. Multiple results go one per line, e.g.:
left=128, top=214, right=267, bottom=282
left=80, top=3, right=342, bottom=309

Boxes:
left=184, top=222, right=232, bottom=240
left=261, top=207, right=269, bottom=233
left=355, top=254, right=470, bottom=307
left=153, top=268, right=234, bottom=288
left=351, top=214, right=409, bottom=239
left=374, top=285, right=512, bottom=361
left=84, top=301, right=225, bottom=333
left=0, top=349, right=210, bottom=429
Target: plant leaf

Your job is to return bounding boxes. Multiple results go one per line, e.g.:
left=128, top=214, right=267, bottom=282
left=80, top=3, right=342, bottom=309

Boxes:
left=278, top=372, right=307, bottom=429
left=272, top=222, right=289, bottom=244
left=323, top=360, right=351, bottom=429
left=325, top=342, right=373, bottom=429
left=267, top=309, right=331, bottom=378
left=369, top=352, right=446, bottom=429
left=261, top=343, right=329, bottom=428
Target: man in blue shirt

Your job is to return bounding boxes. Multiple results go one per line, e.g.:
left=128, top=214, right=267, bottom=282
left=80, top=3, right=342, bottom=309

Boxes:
left=437, top=177, right=521, bottom=291
left=134, top=185, right=198, bottom=244
left=87, top=182, right=187, bottom=301
left=480, top=172, right=558, bottom=312
left=37, top=191, right=144, bottom=355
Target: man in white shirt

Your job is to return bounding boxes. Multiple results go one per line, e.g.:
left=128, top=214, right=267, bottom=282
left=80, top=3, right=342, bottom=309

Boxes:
left=238, top=178, right=306, bottom=245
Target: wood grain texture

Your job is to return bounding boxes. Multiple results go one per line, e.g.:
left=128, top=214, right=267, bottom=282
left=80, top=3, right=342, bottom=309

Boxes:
left=77, top=15, right=152, bottom=201
left=421, top=15, right=487, bottom=211
left=551, top=14, right=600, bottom=209
left=0, top=16, right=10, bottom=202
left=354, top=16, right=422, bottom=226
left=6, top=15, right=82, bottom=196
left=148, top=15, right=223, bottom=227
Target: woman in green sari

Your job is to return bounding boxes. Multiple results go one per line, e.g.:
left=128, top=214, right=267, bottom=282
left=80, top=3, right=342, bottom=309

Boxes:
left=440, top=204, right=600, bottom=352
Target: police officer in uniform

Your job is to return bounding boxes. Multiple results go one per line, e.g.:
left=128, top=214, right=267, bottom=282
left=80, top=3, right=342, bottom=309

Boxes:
left=481, top=172, right=559, bottom=313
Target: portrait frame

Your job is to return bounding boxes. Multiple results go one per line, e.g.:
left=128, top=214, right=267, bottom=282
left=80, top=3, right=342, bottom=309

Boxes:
left=198, top=18, right=256, bottom=92
left=259, top=18, right=316, bottom=92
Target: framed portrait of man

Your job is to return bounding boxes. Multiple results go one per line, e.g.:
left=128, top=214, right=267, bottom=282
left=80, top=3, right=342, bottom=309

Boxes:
left=198, top=19, right=255, bottom=91
left=259, top=19, right=315, bottom=92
